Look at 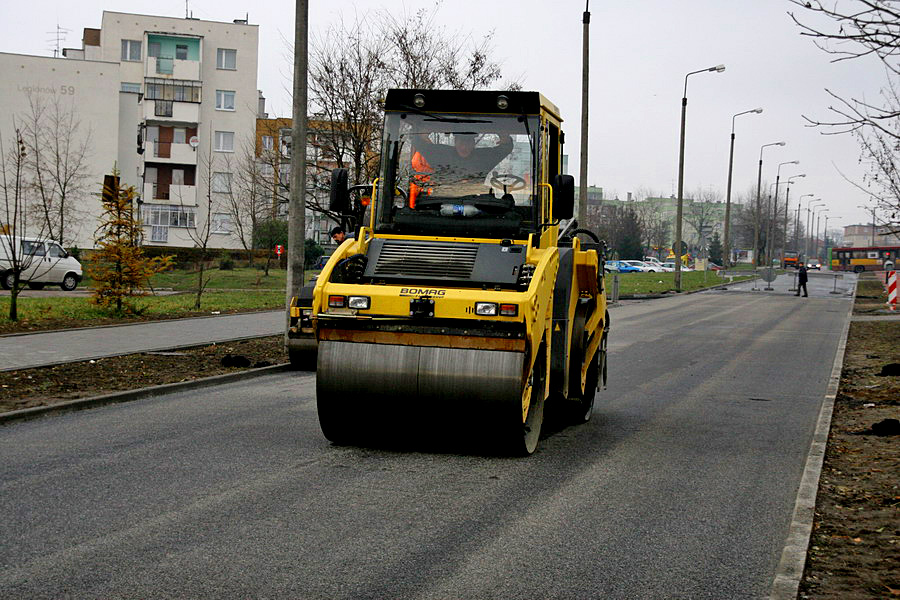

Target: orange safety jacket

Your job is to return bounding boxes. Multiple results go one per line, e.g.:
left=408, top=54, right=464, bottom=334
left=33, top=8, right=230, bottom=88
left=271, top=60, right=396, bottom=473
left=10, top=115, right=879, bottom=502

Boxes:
left=409, top=151, right=434, bottom=209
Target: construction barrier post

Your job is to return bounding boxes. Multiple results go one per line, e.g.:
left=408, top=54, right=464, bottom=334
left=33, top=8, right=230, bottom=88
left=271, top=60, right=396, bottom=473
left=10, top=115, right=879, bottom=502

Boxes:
left=888, top=270, right=897, bottom=311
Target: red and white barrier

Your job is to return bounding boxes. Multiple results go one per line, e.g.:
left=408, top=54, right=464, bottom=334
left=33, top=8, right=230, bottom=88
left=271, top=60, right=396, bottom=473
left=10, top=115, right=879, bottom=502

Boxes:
left=888, top=270, right=897, bottom=311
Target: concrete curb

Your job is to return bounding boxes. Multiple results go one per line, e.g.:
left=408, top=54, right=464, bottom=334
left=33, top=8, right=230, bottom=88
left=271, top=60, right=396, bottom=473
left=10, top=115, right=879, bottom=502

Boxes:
left=614, top=274, right=758, bottom=302
left=769, top=277, right=857, bottom=599
left=0, top=333, right=283, bottom=373
left=0, top=363, right=297, bottom=425
left=0, top=309, right=281, bottom=339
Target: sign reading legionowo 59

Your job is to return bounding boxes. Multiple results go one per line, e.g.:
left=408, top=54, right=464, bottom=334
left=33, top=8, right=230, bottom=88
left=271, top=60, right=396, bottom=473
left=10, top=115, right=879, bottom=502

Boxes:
left=17, top=84, right=77, bottom=96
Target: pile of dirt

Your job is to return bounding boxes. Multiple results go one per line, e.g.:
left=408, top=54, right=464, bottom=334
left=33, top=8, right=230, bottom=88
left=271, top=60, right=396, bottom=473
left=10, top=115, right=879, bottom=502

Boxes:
left=799, top=276, right=900, bottom=599
left=0, top=336, right=288, bottom=413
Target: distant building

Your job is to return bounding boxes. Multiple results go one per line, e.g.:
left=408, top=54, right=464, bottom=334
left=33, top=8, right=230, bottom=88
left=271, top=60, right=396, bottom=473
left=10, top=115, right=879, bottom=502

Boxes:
left=842, top=223, right=900, bottom=247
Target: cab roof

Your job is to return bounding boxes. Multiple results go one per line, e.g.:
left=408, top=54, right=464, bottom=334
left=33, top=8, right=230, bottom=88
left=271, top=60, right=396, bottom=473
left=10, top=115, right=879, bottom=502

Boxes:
left=383, top=89, right=562, bottom=121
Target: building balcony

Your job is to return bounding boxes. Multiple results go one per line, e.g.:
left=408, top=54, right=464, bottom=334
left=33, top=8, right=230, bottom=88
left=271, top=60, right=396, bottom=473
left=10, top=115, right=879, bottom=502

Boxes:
left=143, top=100, right=199, bottom=124
left=143, top=183, right=196, bottom=206
left=145, top=141, right=198, bottom=165
left=145, top=56, right=201, bottom=81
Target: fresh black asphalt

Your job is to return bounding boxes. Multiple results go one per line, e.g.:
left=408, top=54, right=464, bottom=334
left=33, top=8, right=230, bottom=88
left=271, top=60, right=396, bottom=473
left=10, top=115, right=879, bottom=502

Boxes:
left=0, top=279, right=852, bottom=598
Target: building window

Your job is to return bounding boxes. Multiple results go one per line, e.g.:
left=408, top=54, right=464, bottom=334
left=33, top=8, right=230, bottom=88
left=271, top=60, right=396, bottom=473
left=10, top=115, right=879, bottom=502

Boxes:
left=214, top=131, right=234, bottom=152
left=211, top=213, right=233, bottom=234
left=212, top=172, right=232, bottom=193
left=216, top=90, right=236, bottom=111
left=261, top=135, right=274, bottom=150
left=148, top=42, right=161, bottom=58
left=176, top=44, right=188, bottom=60
left=216, top=48, right=237, bottom=70
left=121, top=39, right=141, bottom=62
left=155, top=100, right=173, bottom=117
left=121, top=82, right=141, bottom=93
left=173, top=128, right=186, bottom=144
left=144, top=78, right=202, bottom=103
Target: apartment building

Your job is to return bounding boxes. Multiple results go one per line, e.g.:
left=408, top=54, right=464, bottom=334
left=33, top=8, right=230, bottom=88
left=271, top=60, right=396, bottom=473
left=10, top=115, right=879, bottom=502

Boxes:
left=842, top=223, right=900, bottom=247
left=1, top=11, right=259, bottom=250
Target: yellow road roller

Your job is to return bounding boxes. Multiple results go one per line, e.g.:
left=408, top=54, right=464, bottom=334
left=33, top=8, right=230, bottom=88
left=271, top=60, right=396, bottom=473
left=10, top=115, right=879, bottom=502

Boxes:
left=288, top=89, right=608, bottom=455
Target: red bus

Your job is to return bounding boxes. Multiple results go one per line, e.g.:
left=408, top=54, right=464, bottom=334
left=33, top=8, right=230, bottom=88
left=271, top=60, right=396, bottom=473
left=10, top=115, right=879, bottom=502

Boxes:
left=831, top=245, right=900, bottom=273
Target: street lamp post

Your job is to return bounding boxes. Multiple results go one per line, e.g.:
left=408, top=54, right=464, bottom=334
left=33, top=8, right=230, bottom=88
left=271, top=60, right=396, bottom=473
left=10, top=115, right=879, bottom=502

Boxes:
left=781, top=174, right=805, bottom=265
left=823, top=215, right=841, bottom=268
left=858, top=205, right=877, bottom=246
left=723, top=107, right=762, bottom=267
left=807, top=200, right=823, bottom=258
left=754, top=142, right=785, bottom=269
left=796, top=193, right=814, bottom=255
left=814, top=207, right=829, bottom=263
left=674, top=63, right=725, bottom=292
left=767, top=160, right=799, bottom=266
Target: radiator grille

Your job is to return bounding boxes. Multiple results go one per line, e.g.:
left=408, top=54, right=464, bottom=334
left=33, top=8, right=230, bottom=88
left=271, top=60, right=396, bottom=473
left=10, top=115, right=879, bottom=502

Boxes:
left=373, top=241, right=478, bottom=279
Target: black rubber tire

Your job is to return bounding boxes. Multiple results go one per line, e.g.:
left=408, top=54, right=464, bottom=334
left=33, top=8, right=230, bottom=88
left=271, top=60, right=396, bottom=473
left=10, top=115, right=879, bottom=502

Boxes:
left=503, top=344, right=546, bottom=456
left=853, top=265, right=864, bottom=274
left=1, top=271, right=14, bottom=290
left=27, top=282, right=45, bottom=290
left=288, top=348, right=317, bottom=371
left=60, top=273, right=78, bottom=291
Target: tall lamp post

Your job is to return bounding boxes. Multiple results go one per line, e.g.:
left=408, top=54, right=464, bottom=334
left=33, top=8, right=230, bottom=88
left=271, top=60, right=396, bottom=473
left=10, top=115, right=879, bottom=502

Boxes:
left=823, top=215, right=841, bottom=268
left=814, top=207, right=830, bottom=262
left=807, top=200, right=824, bottom=258
left=674, top=63, right=726, bottom=292
left=858, top=205, right=877, bottom=246
left=754, top=141, right=785, bottom=268
left=781, top=174, right=805, bottom=265
left=577, top=1, right=590, bottom=222
left=723, top=107, right=762, bottom=267
left=796, top=193, right=814, bottom=253
left=767, top=160, right=799, bottom=266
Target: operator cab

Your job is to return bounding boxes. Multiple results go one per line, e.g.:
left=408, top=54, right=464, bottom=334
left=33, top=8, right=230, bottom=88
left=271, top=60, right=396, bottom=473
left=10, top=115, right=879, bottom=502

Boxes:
left=370, top=89, right=571, bottom=241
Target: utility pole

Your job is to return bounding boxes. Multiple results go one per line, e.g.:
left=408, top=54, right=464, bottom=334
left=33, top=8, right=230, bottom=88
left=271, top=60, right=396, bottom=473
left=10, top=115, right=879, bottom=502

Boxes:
left=578, top=2, right=590, bottom=223
left=286, top=0, right=308, bottom=325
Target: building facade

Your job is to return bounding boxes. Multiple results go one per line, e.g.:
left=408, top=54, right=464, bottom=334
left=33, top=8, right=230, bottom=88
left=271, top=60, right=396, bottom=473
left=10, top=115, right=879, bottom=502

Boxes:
left=842, top=223, right=900, bottom=247
left=1, top=11, right=259, bottom=251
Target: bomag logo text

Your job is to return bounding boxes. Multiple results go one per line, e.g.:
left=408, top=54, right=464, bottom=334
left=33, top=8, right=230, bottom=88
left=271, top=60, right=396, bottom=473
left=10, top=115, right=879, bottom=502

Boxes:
left=399, top=288, right=446, bottom=297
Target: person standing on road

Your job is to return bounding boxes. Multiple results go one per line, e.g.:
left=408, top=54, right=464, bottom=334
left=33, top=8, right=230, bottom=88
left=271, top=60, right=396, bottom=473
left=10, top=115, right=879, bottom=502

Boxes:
left=795, top=265, right=809, bottom=297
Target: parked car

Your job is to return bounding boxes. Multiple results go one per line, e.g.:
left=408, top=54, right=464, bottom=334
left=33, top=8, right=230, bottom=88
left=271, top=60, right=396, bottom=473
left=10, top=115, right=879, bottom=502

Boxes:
left=661, top=261, right=693, bottom=272
left=0, top=236, right=83, bottom=291
left=707, top=262, right=724, bottom=271
left=643, top=257, right=665, bottom=269
left=620, top=260, right=657, bottom=272
left=605, top=260, right=642, bottom=273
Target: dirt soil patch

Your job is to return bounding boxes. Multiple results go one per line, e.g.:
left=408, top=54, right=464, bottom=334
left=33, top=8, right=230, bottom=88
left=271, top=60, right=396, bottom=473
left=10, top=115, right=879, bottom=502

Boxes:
left=0, top=336, right=288, bottom=413
left=799, top=275, right=900, bottom=599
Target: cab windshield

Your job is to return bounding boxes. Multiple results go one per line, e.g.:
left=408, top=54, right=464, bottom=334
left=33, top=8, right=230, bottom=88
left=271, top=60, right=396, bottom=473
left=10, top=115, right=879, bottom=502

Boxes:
left=376, top=111, right=539, bottom=239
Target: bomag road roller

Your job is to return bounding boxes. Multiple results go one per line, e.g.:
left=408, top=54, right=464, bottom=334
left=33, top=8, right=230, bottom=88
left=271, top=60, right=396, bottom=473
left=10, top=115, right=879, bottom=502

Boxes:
left=287, top=89, right=609, bottom=455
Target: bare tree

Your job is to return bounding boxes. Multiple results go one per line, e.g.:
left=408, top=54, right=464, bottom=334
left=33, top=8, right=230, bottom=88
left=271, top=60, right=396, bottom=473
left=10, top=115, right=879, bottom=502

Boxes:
left=221, top=144, right=269, bottom=265
left=1, top=128, right=52, bottom=320
left=789, top=0, right=900, bottom=232
left=302, top=3, right=518, bottom=230
left=181, top=146, right=222, bottom=310
left=20, top=93, right=93, bottom=246
left=633, top=200, right=671, bottom=258
left=683, top=188, right=723, bottom=255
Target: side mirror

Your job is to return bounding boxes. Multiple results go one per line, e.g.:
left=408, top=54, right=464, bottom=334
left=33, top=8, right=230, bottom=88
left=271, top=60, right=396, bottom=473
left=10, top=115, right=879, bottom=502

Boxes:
left=329, top=168, right=350, bottom=215
left=552, top=174, right=575, bottom=220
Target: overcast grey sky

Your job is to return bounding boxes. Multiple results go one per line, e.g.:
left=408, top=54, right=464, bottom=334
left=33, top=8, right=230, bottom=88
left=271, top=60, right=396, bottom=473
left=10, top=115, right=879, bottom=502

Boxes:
left=1, top=0, right=887, bottom=231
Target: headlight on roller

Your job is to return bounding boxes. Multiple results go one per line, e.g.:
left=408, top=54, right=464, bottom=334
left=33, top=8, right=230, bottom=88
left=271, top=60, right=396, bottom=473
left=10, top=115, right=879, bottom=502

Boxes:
left=348, top=296, right=370, bottom=310
left=475, top=302, right=498, bottom=316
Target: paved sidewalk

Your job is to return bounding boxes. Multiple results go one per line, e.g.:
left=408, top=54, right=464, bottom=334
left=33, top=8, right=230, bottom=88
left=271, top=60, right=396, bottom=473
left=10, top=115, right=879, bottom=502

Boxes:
left=1, top=310, right=283, bottom=372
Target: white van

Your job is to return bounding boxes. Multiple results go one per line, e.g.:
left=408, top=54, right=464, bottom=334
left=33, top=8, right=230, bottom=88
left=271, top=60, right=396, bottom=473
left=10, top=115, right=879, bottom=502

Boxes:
left=0, top=236, right=83, bottom=291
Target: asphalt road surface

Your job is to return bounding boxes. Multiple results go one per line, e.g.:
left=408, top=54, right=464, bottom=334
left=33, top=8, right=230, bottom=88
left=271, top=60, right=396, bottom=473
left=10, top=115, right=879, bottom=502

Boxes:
left=0, top=285, right=851, bottom=599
